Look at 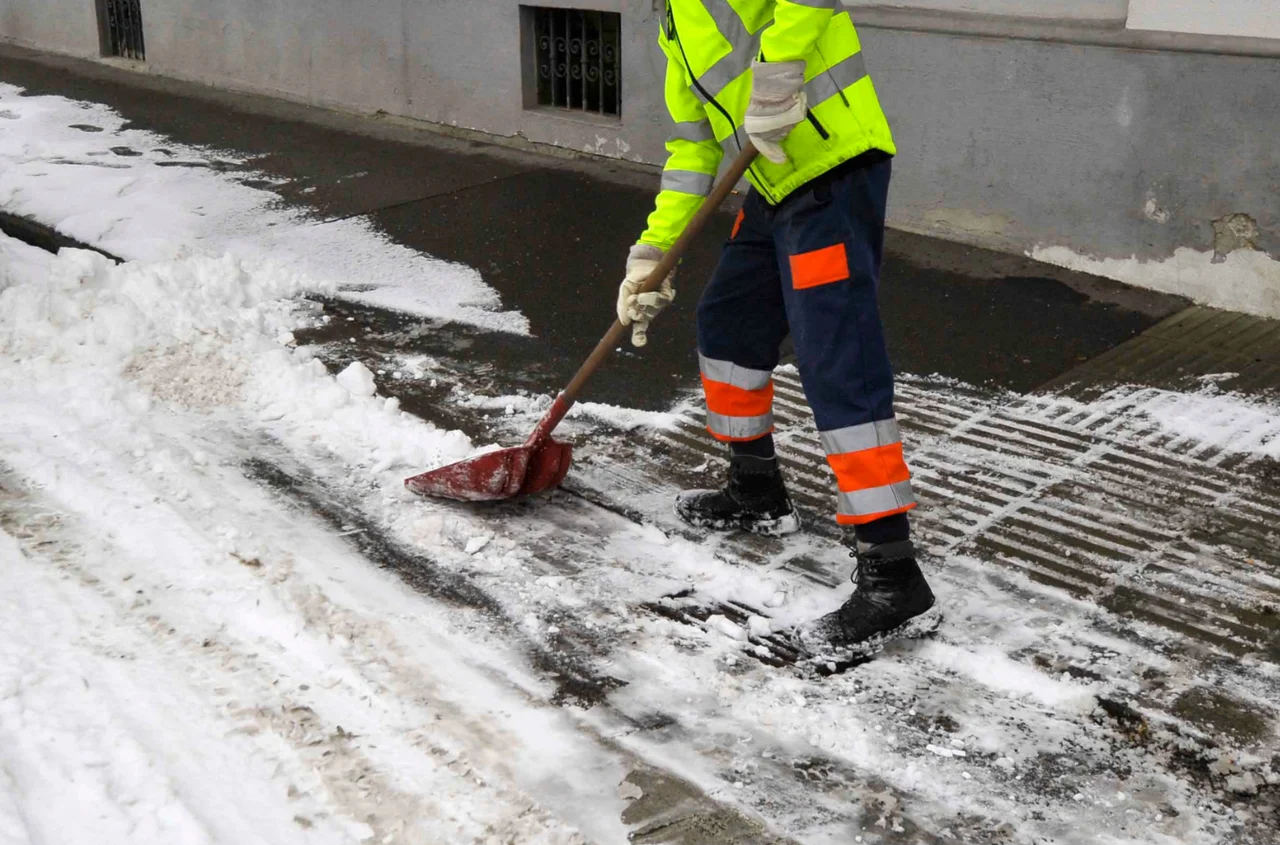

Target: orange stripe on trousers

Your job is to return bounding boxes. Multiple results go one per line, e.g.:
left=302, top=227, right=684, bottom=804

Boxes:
left=826, top=442, right=912, bottom=493
left=700, top=376, right=773, bottom=418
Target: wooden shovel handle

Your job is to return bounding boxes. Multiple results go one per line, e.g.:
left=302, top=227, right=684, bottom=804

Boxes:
left=559, top=143, right=758, bottom=408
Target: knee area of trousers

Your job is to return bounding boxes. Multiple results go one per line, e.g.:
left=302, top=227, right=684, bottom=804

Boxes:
left=694, top=297, right=720, bottom=343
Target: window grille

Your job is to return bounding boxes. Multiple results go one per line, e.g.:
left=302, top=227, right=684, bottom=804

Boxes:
left=98, top=0, right=146, bottom=61
left=530, top=7, right=621, bottom=117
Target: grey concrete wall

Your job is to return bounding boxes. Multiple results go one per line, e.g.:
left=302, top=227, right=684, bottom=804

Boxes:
left=139, top=0, right=671, bottom=165
left=865, top=27, right=1280, bottom=261
left=1, top=1, right=1278, bottom=312
left=0, top=0, right=99, bottom=57
left=873, top=1, right=1127, bottom=22
left=1128, top=0, right=1280, bottom=39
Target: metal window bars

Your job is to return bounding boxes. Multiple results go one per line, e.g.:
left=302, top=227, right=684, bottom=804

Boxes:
left=534, top=8, right=622, bottom=117
left=100, top=0, right=147, bottom=61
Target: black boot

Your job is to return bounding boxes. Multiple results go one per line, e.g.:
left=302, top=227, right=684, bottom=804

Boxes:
left=675, top=454, right=801, bottom=536
left=799, top=540, right=940, bottom=659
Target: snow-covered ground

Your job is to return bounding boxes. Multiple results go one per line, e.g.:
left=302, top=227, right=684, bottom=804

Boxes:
left=3, top=82, right=1279, bottom=844
left=0, top=83, right=527, bottom=334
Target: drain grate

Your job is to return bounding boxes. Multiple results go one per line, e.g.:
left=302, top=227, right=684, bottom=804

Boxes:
left=1040, top=305, right=1280, bottom=397
left=571, top=368, right=1280, bottom=660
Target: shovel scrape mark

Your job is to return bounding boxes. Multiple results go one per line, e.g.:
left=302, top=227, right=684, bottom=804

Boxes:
left=242, top=457, right=625, bottom=707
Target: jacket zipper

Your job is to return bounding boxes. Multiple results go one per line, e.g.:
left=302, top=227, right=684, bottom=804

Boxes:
left=668, top=4, right=778, bottom=204
left=806, top=110, right=830, bottom=141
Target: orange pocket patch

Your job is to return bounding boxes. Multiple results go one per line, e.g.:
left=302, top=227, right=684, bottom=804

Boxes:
left=789, top=243, right=849, bottom=290
left=730, top=209, right=745, bottom=240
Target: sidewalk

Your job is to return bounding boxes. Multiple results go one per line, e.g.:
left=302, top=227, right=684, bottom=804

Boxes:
left=3, top=42, right=1280, bottom=845
left=1, top=42, right=1189, bottom=402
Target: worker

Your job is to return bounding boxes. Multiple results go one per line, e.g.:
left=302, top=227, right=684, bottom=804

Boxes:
left=617, top=0, right=938, bottom=655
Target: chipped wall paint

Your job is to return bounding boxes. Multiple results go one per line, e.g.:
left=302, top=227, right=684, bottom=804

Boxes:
left=1030, top=245, right=1280, bottom=320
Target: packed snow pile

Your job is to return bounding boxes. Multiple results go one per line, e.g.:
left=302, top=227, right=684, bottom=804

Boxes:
left=0, top=233, right=608, bottom=845
left=0, top=232, right=474, bottom=483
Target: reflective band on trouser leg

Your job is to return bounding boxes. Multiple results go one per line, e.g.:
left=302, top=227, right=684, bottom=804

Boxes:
left=706, top=410, right=774, bottom=441
left=820, top=420, right=917, bottom=524
left=699, top=354, right=775, bottom=442
left=698, top=353, right=772, bottom=390
left=838, top=481, right=916, bottom=524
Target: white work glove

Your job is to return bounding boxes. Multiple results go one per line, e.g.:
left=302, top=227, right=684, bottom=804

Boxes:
left=744, top=60, right=808, bottom=165
left=616, top=244, right=676, bottom=348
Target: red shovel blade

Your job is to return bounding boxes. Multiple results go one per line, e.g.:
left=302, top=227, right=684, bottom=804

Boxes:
left=405, top=439, right=573, bottom=501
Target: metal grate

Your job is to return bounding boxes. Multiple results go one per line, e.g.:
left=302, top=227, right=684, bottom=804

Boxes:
left=99, top=0, right=146, bottom=61
left=531, top=7, right=621, bottom=117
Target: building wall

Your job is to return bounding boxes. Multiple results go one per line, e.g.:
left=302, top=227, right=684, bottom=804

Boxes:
left=140, top=0, right=671, bottom=165
left=870, top=27, right=1279, bottom=260
left=873, top=1, right=1127, bottom=22
left=0, top=0, right=99, bottom=56
left=2, top=1, right=1279, bottom=315
left=1128, top=1, right=1280, bottom=40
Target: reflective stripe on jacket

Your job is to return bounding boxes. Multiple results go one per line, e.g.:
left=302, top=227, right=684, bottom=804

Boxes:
left=639, top=0, right=896, bottom=250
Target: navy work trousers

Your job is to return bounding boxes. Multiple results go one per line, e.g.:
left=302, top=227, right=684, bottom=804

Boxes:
left=695, top=156, right=916, bottom=526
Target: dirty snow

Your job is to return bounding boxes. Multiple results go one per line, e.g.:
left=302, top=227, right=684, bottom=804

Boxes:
left=0, top=232, right=620, bottom=844
left=5, top=225, right=1280, bottom=843
left=3, top=83, right=1280, bottom=845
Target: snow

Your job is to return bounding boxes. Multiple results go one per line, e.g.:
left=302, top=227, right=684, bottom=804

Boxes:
left=0, top=234, right=473, bottom=481
left=0, top=232, right=621, bottom=845
left=453, top=390, right=685, bottom=433
left=0, top=83, right=528, bottom=335
left=336, top=361, right=378, bottom=398
left=4, top=81, right=1280, bottom=845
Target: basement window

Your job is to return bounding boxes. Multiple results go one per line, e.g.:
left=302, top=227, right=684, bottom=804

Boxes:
left=97, top=0, right=146, bottom=61
left=523, top=7, right=622, bottom=118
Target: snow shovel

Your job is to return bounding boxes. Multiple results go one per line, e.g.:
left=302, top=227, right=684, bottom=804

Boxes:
left=405, top=145, right=760, bottom=501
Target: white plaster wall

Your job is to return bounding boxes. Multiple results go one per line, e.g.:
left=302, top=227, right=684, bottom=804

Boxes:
left=0, top=0, right=99, bottom=56
left=1127, top=1, right=1280, bottom=40
left=865, top=1, right=1128, bottom=22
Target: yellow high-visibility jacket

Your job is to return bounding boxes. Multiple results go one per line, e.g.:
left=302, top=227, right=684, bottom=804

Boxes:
left=639, top=0, right=896, bottom=250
